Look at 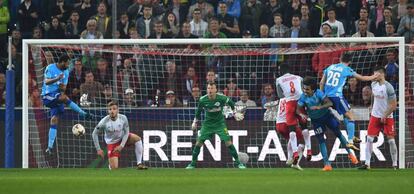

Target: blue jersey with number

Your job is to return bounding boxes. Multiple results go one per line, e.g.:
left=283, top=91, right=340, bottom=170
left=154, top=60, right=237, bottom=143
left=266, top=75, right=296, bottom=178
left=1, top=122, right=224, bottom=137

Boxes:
left=298, top=89, right=329, bottom=119
left=41, top=63, right=69, bottom=96
left=323, top=63, right=356, bottom=97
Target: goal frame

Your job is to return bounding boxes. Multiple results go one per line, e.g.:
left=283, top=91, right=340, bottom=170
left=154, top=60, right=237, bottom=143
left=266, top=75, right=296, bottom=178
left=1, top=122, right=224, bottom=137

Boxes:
left=22, top=37, right=406, bottom=168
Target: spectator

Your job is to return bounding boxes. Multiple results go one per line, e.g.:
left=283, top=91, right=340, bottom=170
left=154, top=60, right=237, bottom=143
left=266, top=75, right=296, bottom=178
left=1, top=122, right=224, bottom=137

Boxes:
left=182, top=66, right=199, bottom=99
left=28, top=88, right=42, bottom=108
left=118, top=12, right=134, bottom=39
left=187, top=0, right=214, bottom=21
left=319, top=8, right=345, bottom=37
left=177, top=20, right=198, bottom=39
left=261, top=0, right=285, bottom=27
left=0, top=72, right=4, bottom=106
left=350, top=19, right=375, bottom=47
left=343, top=77, right=362, bottom=106
left=80, top=19, right=104, bottom=67
left=309, top=0, right=329, bottom=37
left=149, top=20, right=171, bottom=39
left=123, top=88, right=139, bottom=107
left=102, top=84, right=113, bottom=104
left=93, top=2, right=112, bottom=38
left=204, top=17, right=227, bottom=38
left=392, top=0, right=408, bottom=20
left=269, top=13, right=289, bottom=38
left=0, top=0, right=9, bottom=58
left=31, top=26, right=43, bottom=39
left=353, top=7, right=373, bottom=35
left=190, top=8, right=208, bottom=37
left=46, top=17, right=65, bottom=39
left=17, top=0, right=39, bottom=38
left=377, top=7, right=399, bottom=37
left=397, top=3, right=414, bottom=43
left=11, top=44, right=23, bottom=106
left=80, top=71, right=104, bottom=106
left=258, top=24, right=270, bottom=38
left=168, top=0, right=188, bottom=25
left=158, top=60, right=182, bottom=98
left=95, top=58, right=112, bottom=85
left=236, top=89, right=257, bottom=107
left=187, top=86, right=201, bottom=107
left=67, top=58, right=88, bottom=102
left=127, top=0, right=144, bottom=21
left=362, top=85, right=372, bottom=107
left=162, top=12, right=180, bottom=38
left=201, top=69, right=217, bottom=94
left=49, top=0, right=72, bottom=22
left=369, top=0, right=386, bottom=36
left=220, top=0, right=241, bottom=19
left=75, top=0, right=96, bottom=29
left=385, top=22, right=398, bottom=37
left=259, top=83, right=276, bottom=108
left=223, top=78, right=241, bottom=101
left=11, top=29, right=22, bottom=53
left=385, top=49, right=399, bottom=90
left=284, top=0, right=301, bottom=27
left=300, top=3, right=310, bottom=31
left=136, top=4, right=154, bottom=38
left=240, top=0, right=263, bottom=37
left=117, top=58, right=141, bottom=99
left=217, top=1, right=240, bottom=38
left=65, top=10, right=83, bottom=39
left=164, top=90, right=183, bottom=107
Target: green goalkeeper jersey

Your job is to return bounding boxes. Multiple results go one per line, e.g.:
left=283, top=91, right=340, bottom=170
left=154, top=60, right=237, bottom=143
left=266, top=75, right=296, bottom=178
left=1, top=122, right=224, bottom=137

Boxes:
left=195, top=94, right=235, bottom=129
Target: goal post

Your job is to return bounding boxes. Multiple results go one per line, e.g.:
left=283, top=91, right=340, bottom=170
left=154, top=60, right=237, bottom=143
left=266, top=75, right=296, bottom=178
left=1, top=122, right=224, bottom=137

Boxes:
left=22, top=37, right=408, bottom=169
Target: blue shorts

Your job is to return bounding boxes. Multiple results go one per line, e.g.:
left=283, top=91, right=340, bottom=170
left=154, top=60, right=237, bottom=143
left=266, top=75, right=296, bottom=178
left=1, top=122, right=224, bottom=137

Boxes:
left=42, top=92, right=64, bottom=117
left=328, top=97, right=351, bottom=115
left=311, top=112, right=340, bottom=137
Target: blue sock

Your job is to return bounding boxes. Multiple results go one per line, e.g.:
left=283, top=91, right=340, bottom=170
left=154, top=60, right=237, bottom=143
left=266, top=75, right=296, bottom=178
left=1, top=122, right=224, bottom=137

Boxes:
left=66, top=100, right=86, bottom=116
left=344, top=118, right=355, bottom=142
left=48, top=124, right=57, bottom=149
left=319, top=142, right=330, bottom=165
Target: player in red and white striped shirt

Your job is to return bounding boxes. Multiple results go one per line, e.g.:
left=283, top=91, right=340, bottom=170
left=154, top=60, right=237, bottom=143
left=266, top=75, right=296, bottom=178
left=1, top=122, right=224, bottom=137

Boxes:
left=359, top=66, right=398, bottom=170
left=275, top=65, right=311, bottom=165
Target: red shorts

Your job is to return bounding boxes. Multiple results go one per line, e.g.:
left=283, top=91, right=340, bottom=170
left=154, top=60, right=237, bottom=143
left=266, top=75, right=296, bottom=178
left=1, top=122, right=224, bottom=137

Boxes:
left=286, top=100, right=307, bottom=126
left=276, top=123, right=304, bottom=141
left=367, top=116, right=395, bottom=137
left=107, top=133, right=133, bottom=158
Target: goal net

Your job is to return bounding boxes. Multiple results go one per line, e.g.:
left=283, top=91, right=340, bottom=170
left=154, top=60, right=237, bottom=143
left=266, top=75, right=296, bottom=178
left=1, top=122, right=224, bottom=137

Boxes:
left=22, top=38, right=412, bottom=169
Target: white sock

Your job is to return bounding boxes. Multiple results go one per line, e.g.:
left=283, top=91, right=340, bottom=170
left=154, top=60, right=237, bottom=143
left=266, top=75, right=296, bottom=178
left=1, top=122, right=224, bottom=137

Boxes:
left=287, top=139, right=293, bottom=160
left=388, top=138, right=398, bottom=167
left=298, top=144, right=304, bottom=164
left=289, top=132, right=298, bottom=153
left=135, top=140, right=143, bottom=165
left=365, top=136, right=374, bottom=166
left=302, top=129, right=311, bottom=150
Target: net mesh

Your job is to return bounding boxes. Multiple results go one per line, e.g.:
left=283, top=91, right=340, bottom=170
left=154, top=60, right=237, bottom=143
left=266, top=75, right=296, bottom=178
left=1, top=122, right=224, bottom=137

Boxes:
left=25, top=40, right=412, bottom=168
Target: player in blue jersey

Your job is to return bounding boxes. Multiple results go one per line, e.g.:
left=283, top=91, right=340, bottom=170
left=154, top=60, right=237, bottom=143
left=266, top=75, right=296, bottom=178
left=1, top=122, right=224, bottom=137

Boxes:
left=297, top=77, right=359, bottom=171
left=320, top=52, right=378, bottom=150
left=41, top=54, right=92, bottom=156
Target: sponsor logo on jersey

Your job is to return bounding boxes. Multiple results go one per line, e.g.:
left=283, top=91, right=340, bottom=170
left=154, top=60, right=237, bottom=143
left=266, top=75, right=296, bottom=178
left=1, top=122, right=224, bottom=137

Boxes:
left=214, top=102, right=220, bottom=106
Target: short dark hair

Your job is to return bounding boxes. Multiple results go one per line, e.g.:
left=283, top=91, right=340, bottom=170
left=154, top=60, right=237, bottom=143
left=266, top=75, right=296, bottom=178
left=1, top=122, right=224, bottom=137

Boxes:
left=207, top=81, right=217, bottom=87
left=341, top=52, right=352, bottom=63
left=327, top=8, right=336, bottom=13
left=303, top=76, right=317, bottom=91
left=279, top=64, right=290, bottom=75
left=108, top=101, right=118, bottom=107
left=374, top=66, right=386, bottom=74
left=58, top=54, right=70, bottom=63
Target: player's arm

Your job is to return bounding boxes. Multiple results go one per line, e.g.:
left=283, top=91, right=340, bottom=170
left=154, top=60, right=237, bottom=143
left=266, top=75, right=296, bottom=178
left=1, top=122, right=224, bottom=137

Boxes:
left=118, top=116, right=130, bottom=149
left=226, top=96, right=236, bottom=110
left=383, top=83, right=397, bottom=119
left=319, top=73, right=326, bottom=91
left=296, top=96, right=307, bottom=120
left=192, top=101, right=203, bottom=130
left=311, top=97, right=333, bottom=110
left=276, top=83, right=284, bottom=99
left=92, top=117, right=106, bottom=158
left=44, top=73, right=64, bottom=85
left=353, top=72, right=378, bottom=81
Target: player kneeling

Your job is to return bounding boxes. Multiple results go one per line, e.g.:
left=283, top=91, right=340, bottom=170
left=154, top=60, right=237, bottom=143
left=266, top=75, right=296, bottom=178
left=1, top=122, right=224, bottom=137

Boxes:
left=92, top=101, right=148, bottom=170
left=297, top=77, right=358, bottom=171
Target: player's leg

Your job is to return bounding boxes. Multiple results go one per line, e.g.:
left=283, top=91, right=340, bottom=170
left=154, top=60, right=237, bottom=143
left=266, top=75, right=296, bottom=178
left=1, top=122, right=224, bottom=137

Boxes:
left=220, top=128, right=245, bottom=169
left=285, top=101, right=299, bottom=163
left=59, top=93, right=88, bottom=117
left=325, top=113, right=358, bottom=164
left=45, top=115, right=59, bottom=156
left=107, top=143, right=121, bottom=170
left=108, top=157, right=119, bottom=170
left=297, top=108, right=312, bottom=160
left=384, top=118, right=398, bottom=169
left=359, top=116, right=381, bottom=170
left=315, top=130, right=331, bottom=171
left=277, top=123, right=293, bottom=165
left=187, top=128, right=208, bottom=169
left=126, top=133, right=148, bottom=170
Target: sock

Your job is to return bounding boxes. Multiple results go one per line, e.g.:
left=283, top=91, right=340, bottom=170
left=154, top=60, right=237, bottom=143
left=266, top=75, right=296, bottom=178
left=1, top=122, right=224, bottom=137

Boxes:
left=66, top=100, right=86, bottom=116
left=344, top=118, right=355, bottom=143
left=287, top=139, right=293, bottom=160
left=298, top=144, right=304, bottom=163
left=388, top=138, right=398, bottom=167
left=48, top=124, right=58, bottom=149
left=228, top=144, right=240, bottom=164
left=135, top=140, right=143, bottom=165
left=336, top=132, right=353, bottom=154
left=289, top=132, right=298, bottom=152
left=365, top=136, right=374, bottom=166
left=319, top=141, right=330, bottom=166
left=191, top=145, right=201, bottom=165
left=302, top=129, right=311, bottom=150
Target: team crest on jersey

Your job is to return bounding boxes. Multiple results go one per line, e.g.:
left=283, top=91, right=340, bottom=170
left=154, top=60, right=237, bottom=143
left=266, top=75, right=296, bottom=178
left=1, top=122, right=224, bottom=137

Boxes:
left=214, top=102, right=220, bottom=106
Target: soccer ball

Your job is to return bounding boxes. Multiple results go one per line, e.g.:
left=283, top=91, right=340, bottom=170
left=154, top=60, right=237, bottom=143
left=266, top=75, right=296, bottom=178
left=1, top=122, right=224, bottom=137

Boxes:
left=238, top=152, right=249, bottom=164
left=72, top=123, right=85, bottom=136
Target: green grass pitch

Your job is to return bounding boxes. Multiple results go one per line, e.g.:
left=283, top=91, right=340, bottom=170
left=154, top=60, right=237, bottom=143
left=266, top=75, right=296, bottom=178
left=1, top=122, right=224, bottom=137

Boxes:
left=1, top=168, right=413, bottom=194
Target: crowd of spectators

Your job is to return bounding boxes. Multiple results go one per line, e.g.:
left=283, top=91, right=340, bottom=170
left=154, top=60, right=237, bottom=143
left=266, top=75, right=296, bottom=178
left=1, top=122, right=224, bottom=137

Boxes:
left=0, top=0, right=411, bottom=108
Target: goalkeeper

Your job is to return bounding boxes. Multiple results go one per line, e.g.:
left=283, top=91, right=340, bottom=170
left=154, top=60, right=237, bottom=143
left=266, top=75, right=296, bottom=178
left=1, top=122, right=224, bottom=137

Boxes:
left=186, top=82, right=246, bottom=169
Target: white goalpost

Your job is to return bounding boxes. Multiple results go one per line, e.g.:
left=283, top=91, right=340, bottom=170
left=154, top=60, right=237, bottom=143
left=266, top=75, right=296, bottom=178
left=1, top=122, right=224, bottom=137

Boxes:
left=22, top=37, right=408, bottom=169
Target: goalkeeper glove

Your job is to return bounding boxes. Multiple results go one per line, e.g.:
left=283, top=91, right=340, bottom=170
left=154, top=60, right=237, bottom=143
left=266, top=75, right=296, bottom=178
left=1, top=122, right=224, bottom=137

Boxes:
left=191, top=118, right=198, bottom=131
left=234, top=112, right=244, bottom=121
